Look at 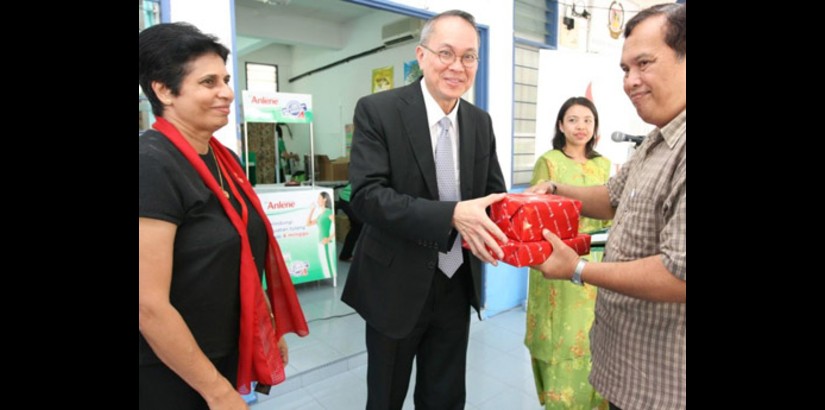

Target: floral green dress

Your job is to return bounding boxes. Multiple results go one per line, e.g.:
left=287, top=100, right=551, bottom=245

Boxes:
left=525, top=149, right=611, bottom=410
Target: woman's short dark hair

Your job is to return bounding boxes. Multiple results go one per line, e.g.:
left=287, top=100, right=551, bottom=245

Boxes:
left=139, top=22, right=230, bottom=117
left=552, top=97, right=602, bottom=160
left=624, top=3, right=685, bottom=59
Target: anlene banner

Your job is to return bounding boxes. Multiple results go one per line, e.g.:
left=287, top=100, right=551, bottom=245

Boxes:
left=258, top=188, right=336, bottom=285
left=242, top=91, right=313, bottom=124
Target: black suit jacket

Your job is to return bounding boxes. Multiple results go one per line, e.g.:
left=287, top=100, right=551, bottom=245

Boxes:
left=341, top=79, right=506, bottom=339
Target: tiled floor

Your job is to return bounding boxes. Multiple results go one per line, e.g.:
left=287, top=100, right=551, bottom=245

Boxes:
left=250, top=257, right=538, bottom=410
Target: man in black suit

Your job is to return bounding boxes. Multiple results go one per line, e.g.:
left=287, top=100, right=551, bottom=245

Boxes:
left=342, top=10, right=509, bottom=410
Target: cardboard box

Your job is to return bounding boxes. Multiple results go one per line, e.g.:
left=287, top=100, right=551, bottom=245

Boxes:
left=329, top=157, right=349, bottom=181
left=311, top=155, right=350, bottom=181
left=315, top=155, right=331, bottom=180
left=317, top=156, right=349, bottom=181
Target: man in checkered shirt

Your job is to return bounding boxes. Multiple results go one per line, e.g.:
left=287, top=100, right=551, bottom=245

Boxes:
left=528, top=4, right=686, bottom=410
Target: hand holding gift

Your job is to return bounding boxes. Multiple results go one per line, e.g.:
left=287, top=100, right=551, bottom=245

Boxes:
left=461, top=193, right=591, bottom=267
left=529, top=229, right=586, bottom=279
left=478, top=233, right=591, bottom=267
left=453, top=193, right=508, bottom=265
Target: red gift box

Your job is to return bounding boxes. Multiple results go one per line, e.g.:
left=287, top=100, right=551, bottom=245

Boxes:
left=461, top=233, right=591, bottom=268
left=491, top=193, right=582, bottom=241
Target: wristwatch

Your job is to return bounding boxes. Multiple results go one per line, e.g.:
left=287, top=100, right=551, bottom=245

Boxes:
left=571, top=259, right=587, bottom=286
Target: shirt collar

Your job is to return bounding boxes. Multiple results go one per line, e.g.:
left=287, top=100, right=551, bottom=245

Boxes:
left=420, top=79, right=459, bottom=129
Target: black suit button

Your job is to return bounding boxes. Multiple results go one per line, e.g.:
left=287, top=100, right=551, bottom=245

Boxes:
left=427, top=261, right=435, bottom=269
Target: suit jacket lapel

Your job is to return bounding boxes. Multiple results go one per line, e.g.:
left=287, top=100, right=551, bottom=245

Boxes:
left=399, top=82, right=439, bottom=199
left=457, top=102, right=475, bottom=200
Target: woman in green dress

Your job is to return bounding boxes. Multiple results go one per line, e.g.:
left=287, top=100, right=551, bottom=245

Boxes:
left=306, top=191, right=335, bottom=279
left=525, top=97, right=611, bottom=410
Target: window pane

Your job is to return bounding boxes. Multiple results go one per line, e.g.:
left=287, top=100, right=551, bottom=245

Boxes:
left=514, top=137, right=536, bottom=153
left=513, top=170, right=533, bottom=185
left=515, top=48, right=539, bottom=69
left=511, top=44, right=540, bottom=186
left=515, top=102, right=537, bottom=119
left=513, top=154, right=538, bottom=171
left=139, top=0, right=160, bottom=31
left=515, top=0, right=548, bottom=41
left=246, top=63, right=278, bottom=92
left=514, top=84, right=538, bottom=103
left=514, top=119, right=536, bottom=134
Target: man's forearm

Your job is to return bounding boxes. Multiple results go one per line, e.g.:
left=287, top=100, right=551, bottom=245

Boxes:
left=553, top=183, right=615, bottom=220
left=581, top=255, right=686, bottom=303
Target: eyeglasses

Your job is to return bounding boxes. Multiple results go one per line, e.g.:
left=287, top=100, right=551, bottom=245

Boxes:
left=420, top=44, right=479, bottom=67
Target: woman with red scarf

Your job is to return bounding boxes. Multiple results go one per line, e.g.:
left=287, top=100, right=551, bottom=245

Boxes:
left=139, top=23, right=308, bottom=410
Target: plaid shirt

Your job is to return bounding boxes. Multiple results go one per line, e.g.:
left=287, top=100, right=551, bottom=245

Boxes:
left=590, top=110, right=686, bottom=409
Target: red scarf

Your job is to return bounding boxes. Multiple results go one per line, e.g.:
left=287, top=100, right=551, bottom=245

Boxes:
left=153, top=117, right=309, bottom=394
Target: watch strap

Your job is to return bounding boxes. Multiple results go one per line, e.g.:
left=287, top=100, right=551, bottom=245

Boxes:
left=571, top=258, right=586, bottom=285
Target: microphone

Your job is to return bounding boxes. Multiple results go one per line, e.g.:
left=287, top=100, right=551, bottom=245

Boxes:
left=611, top=131, right=645, bottom=144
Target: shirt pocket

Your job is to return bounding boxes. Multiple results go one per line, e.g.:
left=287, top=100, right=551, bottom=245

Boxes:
left=615, top=192, right=659, bottom=257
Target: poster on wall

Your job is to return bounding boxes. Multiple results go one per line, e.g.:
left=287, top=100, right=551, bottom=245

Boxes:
left=372, top=66, right=393, bottom=93
left=258, top=188, right=337, bottom=285
left=608, top=1, right=625, bottom=39
left=559, top=22, right=581, bottom=49
left=404, top=60, right=422, bottom=84
left=242, top=91, right=313, bottom=123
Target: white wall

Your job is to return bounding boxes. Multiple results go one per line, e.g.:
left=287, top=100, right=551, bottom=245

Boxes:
left=535, top=50, right=653, bottom=173
left=169, top=0, right=239, bottom=153
left=537, top=0, right=656, bottom=172
left=237, top=44, right=294, bottom=96
left=466, top=0, right=516, bottom=190
left=557, top=0, right=655, bottom=54
left=215, top=0, right=514, bottom=186
left=235, top=6, right=346, bottom=50
left=283, top=12, right=420, bottom=162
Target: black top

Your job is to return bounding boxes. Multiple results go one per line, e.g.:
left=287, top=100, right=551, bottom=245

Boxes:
left=139, top=130, right=268, bottom=365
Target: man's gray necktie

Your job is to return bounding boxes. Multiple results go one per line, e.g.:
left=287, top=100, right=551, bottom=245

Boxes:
left=435, top=117, right=464, bottom=278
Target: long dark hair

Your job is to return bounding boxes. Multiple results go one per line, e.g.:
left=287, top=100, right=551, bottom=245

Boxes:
left=320, top=192, right=332, bottom=210
left=552, top=97, right=602, bottom=159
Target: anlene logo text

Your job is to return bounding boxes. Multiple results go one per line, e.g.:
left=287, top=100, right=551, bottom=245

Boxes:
left=251, top=96, right=279, bottom=105
left=267, top=201, right=295, bottom=210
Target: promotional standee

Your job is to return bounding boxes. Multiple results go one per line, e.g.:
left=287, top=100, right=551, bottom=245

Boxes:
left=242, top=91, right=336, bottom=286
left=257, top=187, right=337, bottom=286
left=241, top=90, right=316, bottom=183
